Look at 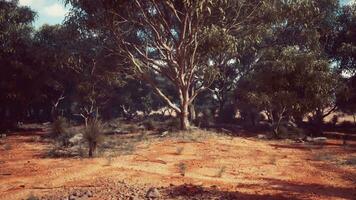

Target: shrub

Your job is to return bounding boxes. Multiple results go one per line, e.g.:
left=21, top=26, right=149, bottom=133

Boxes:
left=83, top=119, right=105, bottom=157
left=166, top=118, right=180, bottom=131
left=51, top=117, right=72, bottom=147
left=51, top=117, right=67, bottom=138
left=143, top=119, right=155, bottom=131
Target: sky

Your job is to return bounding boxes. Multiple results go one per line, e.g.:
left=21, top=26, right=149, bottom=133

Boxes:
left=18, top=0, right=70, bottom=28
left=19, top=0, right=355, bottom=29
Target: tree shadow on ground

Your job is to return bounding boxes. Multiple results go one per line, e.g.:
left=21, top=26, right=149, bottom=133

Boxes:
left=261, top=177, right=356, bottom=200
left=164, top=184, right=300, bottom=200
left=164, top=179, right=356, bottom=200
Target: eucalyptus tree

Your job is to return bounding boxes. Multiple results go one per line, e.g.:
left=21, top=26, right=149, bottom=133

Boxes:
left=0, top=0, right=36, bottom=123
left=236, top=47, right=338, bottom=137
left=324, top=3, right=355, bottom=75
left=64, top=0, right=280, bottom=130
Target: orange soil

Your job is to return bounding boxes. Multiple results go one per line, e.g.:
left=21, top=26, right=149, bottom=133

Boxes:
left=0, top=131, right=355, bottom=200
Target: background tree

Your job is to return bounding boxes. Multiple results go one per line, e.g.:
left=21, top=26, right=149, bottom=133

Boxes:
left=0, top=0, right=37, bottom=125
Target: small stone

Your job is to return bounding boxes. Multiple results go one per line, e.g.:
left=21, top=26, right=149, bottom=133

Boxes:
left=306, top=136, right=313, bottom=142
left=313, top=137, right=327, bottom=144
left=146, top=187, right=160, bottom=199
left=257, top=134, right=267, bottom=139
left=68, top=195, right=76, bottom=200
left=160, top=131, right=169, bottom=137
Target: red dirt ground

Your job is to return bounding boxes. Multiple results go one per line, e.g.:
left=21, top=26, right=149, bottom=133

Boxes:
left=0, top=131, right=355, bottom=200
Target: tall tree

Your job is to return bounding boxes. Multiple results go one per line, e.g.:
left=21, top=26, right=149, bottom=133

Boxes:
left=65, top=0, right=279, bottom=130
left=0, top=0, right=36, bottom=123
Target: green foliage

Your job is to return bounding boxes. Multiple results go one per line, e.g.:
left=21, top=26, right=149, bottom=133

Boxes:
left=236, top=46, right=339, bottom=136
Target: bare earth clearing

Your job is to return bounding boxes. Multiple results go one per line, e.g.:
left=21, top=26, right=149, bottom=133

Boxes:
left=0, top=130, right=355, bottom=200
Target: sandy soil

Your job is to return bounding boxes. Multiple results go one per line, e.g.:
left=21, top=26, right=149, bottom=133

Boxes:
left=0, top=131, right=355, bottom=200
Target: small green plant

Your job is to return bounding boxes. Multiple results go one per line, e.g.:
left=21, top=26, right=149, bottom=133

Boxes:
left=216, top=166, right=226, bottom=178
left=177, top=162, right=187, bottom=176
left=176, top=147, right=184, bottom=155
left=83, top=119, right=105, bottom=157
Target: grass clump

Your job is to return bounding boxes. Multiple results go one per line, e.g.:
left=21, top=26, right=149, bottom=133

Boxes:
left=177, top=162, right=187, bottom=176
left=51, top=117, right=72, bottom=147
left=176, top=146, right=184, bottom=155
left=83, top=119, right=105, bottom=157
left=216, top=166, right=227, bottom=178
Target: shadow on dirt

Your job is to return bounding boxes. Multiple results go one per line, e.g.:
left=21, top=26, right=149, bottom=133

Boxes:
left=164, top=179, right=356, bottom=200
left=164, top=184, right=299, bottom=200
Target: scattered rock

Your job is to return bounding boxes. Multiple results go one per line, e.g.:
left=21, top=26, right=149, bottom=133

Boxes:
left=109, top=123, right=118, bottom=129
left=160, top=131, right=169, bottom=137
left=68, top=194, right=76, bottom=200
left=257, top=134, right=267, bottom=139
left=306, top=136, right=313, bottom=142
left=146, top=187, right=160, bottom=199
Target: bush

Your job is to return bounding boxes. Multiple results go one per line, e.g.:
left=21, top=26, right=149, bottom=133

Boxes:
left=51, top=117, right=73, bottom=147
left=143, top=119, right=155, bottom=131
left=177, top=162, right=187, bottom=176
left=83, top=119, right=105, bottom=157
left=217, top=104, right=236, bottom=123
left=51, top=117, right=68, bottom=138
left=166, top=118, right=181, bottom=131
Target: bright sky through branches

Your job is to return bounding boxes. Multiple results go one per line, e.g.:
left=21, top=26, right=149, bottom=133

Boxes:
left=19, top=0, right=355, bottom=29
